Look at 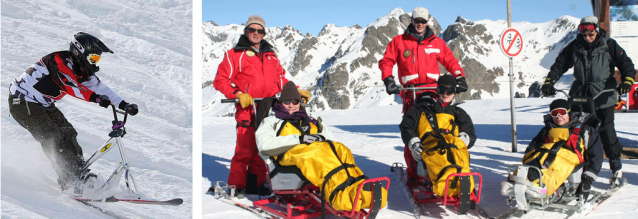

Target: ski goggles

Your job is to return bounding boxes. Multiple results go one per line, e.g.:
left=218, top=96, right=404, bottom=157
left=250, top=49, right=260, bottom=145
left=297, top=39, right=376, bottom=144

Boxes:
left=246, top=27, right=265, bottom=35
left=578, top=24, right=597, bottom=33
left=437, top=85, right=456, bottom=95
left=87, top=54, right=101, bottom=65
left=281, top=99, right=301, bottom=105
left=550, top=108, right=570, bottom=117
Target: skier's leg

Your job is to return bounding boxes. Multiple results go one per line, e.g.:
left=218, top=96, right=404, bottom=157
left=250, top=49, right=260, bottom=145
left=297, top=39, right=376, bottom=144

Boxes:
left=8, top=97, right=80, bottom=187
left=45, top=106, right=85, bottom=170
left=228, top=124, right=254, bottom=189
left=246, top=134, right=268, bottom=187
left=596, top=106, right=622, bottom=172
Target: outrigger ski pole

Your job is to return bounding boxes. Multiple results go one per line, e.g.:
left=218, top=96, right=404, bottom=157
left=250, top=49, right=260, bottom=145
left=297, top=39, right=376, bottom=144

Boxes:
left=75, top=104, right=183, bottom=205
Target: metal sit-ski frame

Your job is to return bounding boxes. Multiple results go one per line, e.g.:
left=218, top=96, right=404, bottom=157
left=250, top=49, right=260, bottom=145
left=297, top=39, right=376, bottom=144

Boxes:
left=76, top=104, right=139, bottom=198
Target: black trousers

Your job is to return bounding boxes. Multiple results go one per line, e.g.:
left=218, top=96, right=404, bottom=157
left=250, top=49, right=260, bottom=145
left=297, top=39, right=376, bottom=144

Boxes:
left=593, top=106, right=622, bottom=171
left=8, top=95, right=84, bottom=186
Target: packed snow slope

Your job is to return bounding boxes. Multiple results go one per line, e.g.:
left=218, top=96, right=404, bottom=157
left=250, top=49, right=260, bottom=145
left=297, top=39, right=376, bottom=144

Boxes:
left=2, top=0, right=192, bottom=218
left=202, top=98, right=638, bottom=218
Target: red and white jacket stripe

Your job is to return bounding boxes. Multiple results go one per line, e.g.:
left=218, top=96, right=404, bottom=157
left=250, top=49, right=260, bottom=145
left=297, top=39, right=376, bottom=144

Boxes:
left=9, top=51, right=122, bottom=107
left=379, top=26, right=464, bottom=86
left=213, top=36, right=288, bottom=100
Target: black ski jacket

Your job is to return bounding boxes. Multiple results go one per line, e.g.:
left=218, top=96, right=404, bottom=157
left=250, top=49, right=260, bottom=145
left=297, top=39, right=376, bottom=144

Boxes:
left=547, top=29, right=636, bottom=109
left=527, top=113, right=604, bottom=179
left=399, top=95, right=476, bottom=149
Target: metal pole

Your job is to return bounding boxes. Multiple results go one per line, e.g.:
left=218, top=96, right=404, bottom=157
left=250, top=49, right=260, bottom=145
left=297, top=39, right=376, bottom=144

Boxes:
left=507, top=0, right=518, bottom=152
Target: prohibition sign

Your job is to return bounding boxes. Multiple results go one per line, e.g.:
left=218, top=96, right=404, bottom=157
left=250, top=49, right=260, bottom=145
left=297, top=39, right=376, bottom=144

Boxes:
left=500, top=28, right=523, bottom=57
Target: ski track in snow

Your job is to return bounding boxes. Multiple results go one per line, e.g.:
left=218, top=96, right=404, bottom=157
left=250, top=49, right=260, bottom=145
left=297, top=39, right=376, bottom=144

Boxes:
left=1, top=0, right=192, bottom=218
left=203, top=98, right=638, bottom=218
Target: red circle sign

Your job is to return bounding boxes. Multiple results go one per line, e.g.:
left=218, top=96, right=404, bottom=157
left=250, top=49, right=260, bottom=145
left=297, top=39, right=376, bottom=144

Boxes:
left=500, top=28, right=523, bottom=57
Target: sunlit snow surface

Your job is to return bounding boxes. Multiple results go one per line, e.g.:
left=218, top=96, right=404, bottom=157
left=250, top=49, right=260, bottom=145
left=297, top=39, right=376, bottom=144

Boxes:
left=203, top=98, right=638, bottom=218
left=1, top=0, right=193, bottom=218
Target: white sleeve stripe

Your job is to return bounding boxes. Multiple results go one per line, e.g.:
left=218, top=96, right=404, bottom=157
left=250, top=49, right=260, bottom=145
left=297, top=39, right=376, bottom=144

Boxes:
left=70, top=87, right=84, bottom=100
left=225, top=51, right=233, bottom=79
left=239, top=51, right=244, bottom=73
left=81, top=76, right=123, bottom=106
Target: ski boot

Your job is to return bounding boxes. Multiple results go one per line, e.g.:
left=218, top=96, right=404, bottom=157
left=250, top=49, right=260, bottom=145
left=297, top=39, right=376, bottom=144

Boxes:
left=610, top=171, right=627, bottom=188
left=74, top=171, right=105, bottom=196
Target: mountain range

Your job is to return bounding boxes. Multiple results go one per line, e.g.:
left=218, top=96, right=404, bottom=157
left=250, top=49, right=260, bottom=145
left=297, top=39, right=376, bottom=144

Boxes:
left=203, top=7, right=580, bottom=115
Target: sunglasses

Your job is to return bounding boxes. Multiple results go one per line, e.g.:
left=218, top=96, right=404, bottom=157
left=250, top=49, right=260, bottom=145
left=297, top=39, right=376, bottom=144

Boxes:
left=437, top=86, right=455, bottom=95
left=282, top=99, right=301, bottom=105
left=87, top=53, right=101, bottom=65
left=246, top=27, right=265, bottom=35
left=550, top=108, right=569, bottom=117
left=581, top=32, right=596, bottom=38
left=413, top=19, right=428, bottom=24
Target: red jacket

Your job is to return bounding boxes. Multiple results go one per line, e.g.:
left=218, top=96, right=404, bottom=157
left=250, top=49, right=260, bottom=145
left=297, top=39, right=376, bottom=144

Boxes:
left=379, top=26, right=464, bottom=87
left=9, top=51, right=122, bottom=107
left=214, top=36, right=288, bottom=100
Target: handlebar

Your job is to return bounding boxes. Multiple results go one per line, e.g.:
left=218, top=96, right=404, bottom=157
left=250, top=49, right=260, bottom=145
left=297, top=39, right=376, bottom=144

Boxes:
left=111, top=104, right=128, bottom=130
left=220, top=98, right=263, bottom=103
left=399, top=87, right=437, bottom=103
left=398, top=87, right=437, bottom=91
left=540, top=89, right=570, bottom=98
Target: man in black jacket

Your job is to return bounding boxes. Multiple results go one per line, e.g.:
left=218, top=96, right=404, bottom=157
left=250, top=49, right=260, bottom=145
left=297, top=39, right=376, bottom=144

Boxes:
left=541, top=16, right=635, bottom=186
left=399, top=74, right=476, bottom=183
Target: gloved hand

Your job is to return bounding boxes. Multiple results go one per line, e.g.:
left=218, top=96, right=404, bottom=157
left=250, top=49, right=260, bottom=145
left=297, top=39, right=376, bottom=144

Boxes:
left=298, top=89, right=311, bottom=104
left=541, top=77, right=556, bottom=96
left=119, top=101, right=139, bottom=116
left=236, top=93, right=253, bottom=108
left=409, top=137, right=423, bottom=161
left=93, top=94, right=111, bottom=108
left=383, top=77, right=400, bottom=95
left=618, top=76, right=634, bottom=95
left=577, top=174, right=594, bottom=200
left=299, top=134, right=326, bottom=144
left=455, top=76, right=468, bottom=93
left=458, top=132, right=470, bottom=147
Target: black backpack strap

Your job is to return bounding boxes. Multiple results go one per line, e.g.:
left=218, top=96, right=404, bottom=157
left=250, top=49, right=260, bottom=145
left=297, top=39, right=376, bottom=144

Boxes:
left=254, top=96, right=275, bottom=129
left=435, top=165, right=463, bottom=189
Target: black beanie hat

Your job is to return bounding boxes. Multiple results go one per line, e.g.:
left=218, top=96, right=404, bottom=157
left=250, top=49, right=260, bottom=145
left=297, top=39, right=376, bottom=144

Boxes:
left=279, top=81, right=301, bottom=101
left=549, top=99, right=570, bottom=111
left=437, top=74, right=456, bottom=92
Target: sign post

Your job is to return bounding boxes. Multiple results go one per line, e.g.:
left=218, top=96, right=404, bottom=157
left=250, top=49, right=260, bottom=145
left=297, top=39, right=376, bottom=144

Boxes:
left=500, top=24, right=523, bottom=152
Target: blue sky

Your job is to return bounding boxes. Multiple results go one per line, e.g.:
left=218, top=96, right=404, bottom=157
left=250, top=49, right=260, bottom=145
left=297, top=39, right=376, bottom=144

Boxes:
left=203, top=0, right=593, bottom=35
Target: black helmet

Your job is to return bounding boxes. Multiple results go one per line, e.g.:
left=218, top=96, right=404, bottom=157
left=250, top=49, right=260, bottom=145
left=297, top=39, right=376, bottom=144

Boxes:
left=69, top=32, right=113, bottom=77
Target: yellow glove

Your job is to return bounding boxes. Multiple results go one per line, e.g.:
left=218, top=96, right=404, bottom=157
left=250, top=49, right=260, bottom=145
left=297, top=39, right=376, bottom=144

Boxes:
left=298, top=89, right=311, bottom=104
left=236, top=93, right=253, bottom=108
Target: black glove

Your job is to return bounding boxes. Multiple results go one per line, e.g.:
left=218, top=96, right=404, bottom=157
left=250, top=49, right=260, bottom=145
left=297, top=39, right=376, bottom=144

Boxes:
left=456, top=76, right=468, bottom=93
left=577, top=174, right=594, bottom=200
left=119, top=101, right=139, bottom=116
left=618, top=76, right=634, bottom=95
left=299, top=134, right=326, bottom=144
left=383, top=77, right=400, bottom=95
left=90, top=94, right=111, bottom=108
left=541, top=77, right=556, bottom=96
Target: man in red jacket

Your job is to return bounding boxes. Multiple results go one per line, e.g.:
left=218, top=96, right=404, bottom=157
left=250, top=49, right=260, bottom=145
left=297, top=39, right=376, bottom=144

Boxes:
left=213, top=15, right=310, bottom=198
left=379, top=7, right=468, bottom=183
left=379, top=7, right=468, bottom=114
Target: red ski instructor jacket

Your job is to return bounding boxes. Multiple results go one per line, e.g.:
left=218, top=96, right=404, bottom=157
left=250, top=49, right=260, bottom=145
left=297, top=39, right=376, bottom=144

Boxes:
left=213, top=36, right=288, bottom=101
left=379, top=25, right=464, bottom=87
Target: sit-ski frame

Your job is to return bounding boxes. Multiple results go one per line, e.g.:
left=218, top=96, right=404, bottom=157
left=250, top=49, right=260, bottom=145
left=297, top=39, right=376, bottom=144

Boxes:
left=76, top=104, right=139, bottom=197
left=505, top=164, right=595, bottom=212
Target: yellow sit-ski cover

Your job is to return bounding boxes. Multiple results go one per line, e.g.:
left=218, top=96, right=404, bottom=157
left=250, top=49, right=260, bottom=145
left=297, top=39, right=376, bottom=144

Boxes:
left=418, top=112, right=475, bottom=197
left=522, top=127, right=584, bottom=197
left=273, top=120, right=388, bottom=211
